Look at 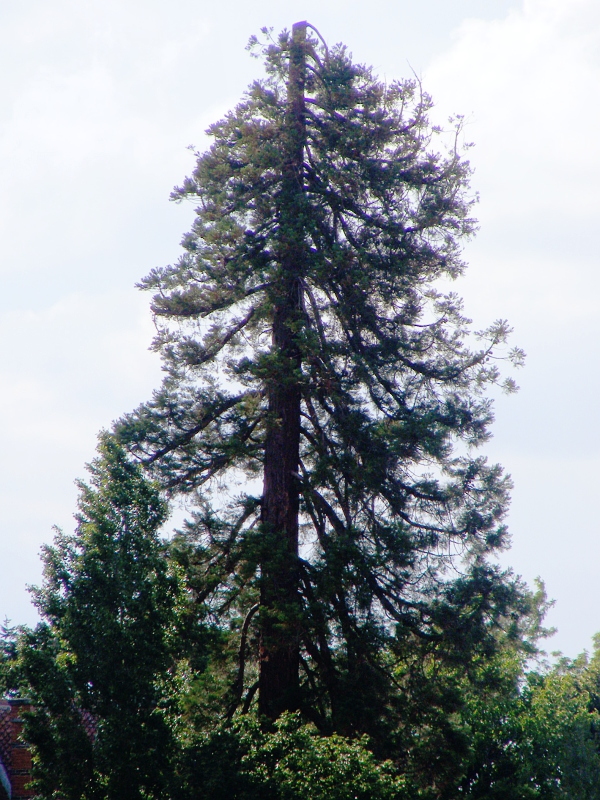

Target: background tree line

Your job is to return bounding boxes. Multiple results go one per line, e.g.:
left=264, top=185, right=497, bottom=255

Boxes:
left=1, top=22, right=596, bottom=800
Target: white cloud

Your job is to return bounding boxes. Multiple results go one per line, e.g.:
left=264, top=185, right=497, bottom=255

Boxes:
left=0, top=289, right=162, bottom=624
left=427, top=0, right=600, bottom=219
left=424, top=0, right=600, bottom=655
left=0, top=0, right=223, bottom=298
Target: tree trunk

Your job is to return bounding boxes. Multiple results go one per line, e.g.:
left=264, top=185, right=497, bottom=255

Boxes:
left=259, top=20, right=307, bottom=720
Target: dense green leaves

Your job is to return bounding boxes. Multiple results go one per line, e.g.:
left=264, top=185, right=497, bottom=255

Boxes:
left=455, top=650, right=600, bottom=800
left=185, top=713, right=406, bottom=800
left=12, top=437, right=182, bottom=800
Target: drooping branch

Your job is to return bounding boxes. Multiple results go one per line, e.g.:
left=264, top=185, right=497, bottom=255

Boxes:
left=241, top=681, right=259, bottom=714
left=227, top=603, right=260, bottom=718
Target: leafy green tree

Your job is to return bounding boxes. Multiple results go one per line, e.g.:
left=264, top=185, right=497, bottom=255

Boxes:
left=184, top=712, right=407, bottom=800
left=12, top=436, right=182, bottom=800
left=519, top=662, right=600, bottom=800
left=115, top=21, right=527, bottom=737
left=0, top=619, right=18, bottom=694
left=445, top=641, right=600, bottom=800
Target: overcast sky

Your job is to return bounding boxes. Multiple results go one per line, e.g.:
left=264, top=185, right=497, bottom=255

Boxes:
left=1, top=0, right=598, bottom=658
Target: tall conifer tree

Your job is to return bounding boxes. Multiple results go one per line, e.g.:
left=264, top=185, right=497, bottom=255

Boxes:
left=116, top=23, right=526, bottom=730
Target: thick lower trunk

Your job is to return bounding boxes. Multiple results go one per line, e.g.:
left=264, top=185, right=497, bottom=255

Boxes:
left=259, top=328, right=302, bottom=717
left=258, top=21, right=307, bottom=720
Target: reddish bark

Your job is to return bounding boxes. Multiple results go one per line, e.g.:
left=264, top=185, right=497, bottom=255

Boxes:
left=258, top=20, right=307, bottom=720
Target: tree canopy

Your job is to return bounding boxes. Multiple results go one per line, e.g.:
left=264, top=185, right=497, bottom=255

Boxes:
left=114, top=22, right=527, bottom=736
left=12, top=438, right=181, bottom=800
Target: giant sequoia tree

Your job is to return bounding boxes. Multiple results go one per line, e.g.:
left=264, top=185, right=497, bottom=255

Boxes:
left=117, top=23, right=527, bottom=731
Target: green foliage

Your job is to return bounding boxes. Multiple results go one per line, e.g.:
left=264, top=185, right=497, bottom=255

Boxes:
left=12, top=436, right=182, bottom=800
left=448, top=647, right=600, bottom=800
left=114, top=24, right=529, bottom=744
left=184, top=712, right=406, bottom=800
left=0, top=619, right=18, bottom=694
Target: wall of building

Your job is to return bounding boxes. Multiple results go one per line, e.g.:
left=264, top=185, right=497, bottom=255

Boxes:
left=0, top=700, right=33, bottom=800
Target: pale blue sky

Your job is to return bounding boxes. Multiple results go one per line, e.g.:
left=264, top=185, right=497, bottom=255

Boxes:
left=2, top=0, right=599, bottom=658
